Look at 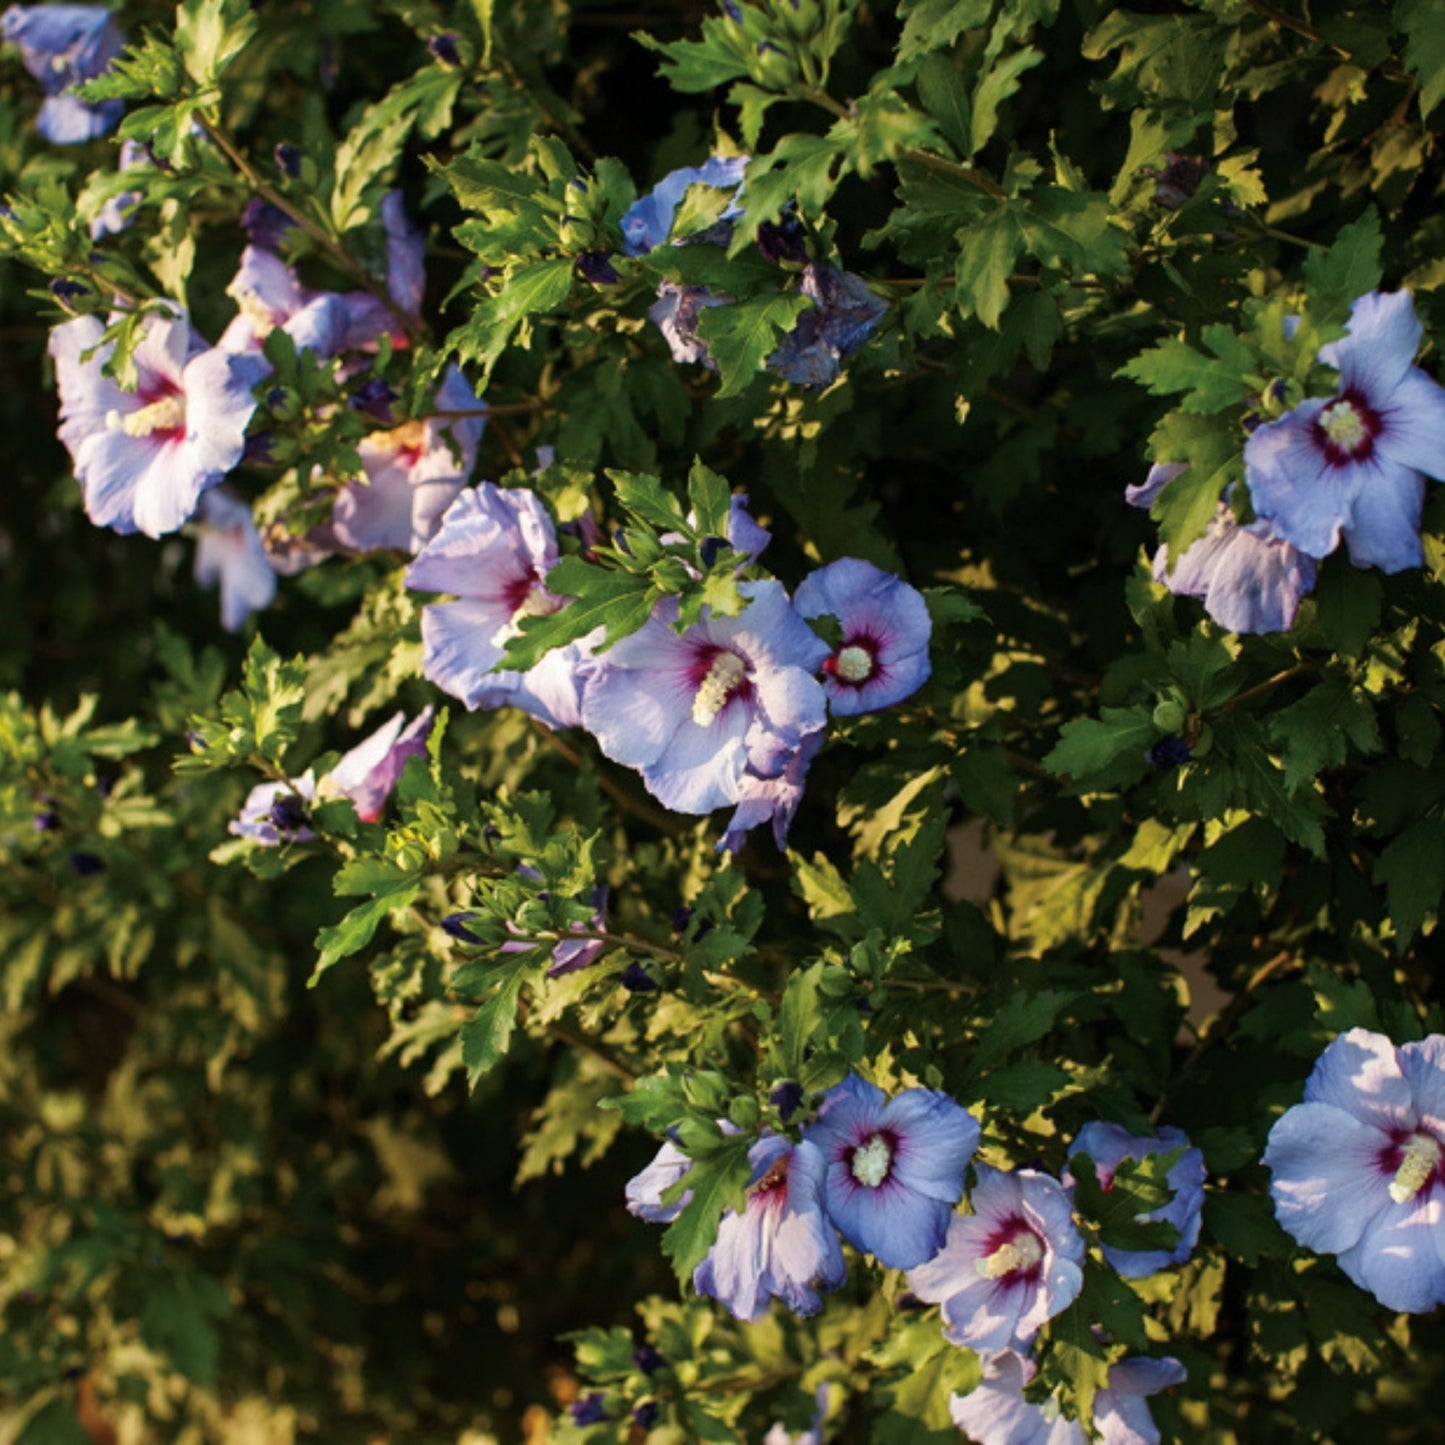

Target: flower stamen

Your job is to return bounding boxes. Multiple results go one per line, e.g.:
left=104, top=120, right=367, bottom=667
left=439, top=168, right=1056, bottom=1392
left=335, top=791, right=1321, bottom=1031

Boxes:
left=1317, top=398, right=1371, bottom=457
left=1389, top=1133, right=1442, bottom=1204
left=834, top=644, right=875, bottom=683
left=109, top=394, right=186, bottom=438
left=976, top=1229, right=1044, bottom=1279
left=693, top=651, right=747, bottom=727
left=850, top=1132, right=892, bottom=1187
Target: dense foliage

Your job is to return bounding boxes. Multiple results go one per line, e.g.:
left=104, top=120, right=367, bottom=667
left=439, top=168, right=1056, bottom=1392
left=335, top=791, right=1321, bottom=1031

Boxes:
left=4, top=0, right=1445, bottom=1440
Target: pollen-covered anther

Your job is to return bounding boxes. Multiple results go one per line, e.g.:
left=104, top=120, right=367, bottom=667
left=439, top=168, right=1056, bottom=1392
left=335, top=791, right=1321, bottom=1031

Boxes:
left=976, top=1229, right=1044, bottom=1279
left=692, top=650, right=747, bottom=726
left=110, top=394, right=186, bottom=438
left=851, top=1132, right=893, bottom=1187
left=834, top=644, right=875, bottom=683
left=511, top=586, right=557, bottom=623
left=1389, top=1133, right=1442, bottom=1204
left=1318, top=398, right=1370, bottom=455
left=235, top=290, right=279, bottom=336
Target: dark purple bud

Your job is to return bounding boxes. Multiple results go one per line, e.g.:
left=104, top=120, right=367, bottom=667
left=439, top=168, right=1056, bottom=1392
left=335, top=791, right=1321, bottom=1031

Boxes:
left=349, top=377, right=397, bottom=422
left=757, top=215, right=806, bottom=264
left=699, top=536, right=729, bottom=569
left=33, top=809, right=60, bottom=833
left=632, top=1402, right=659, bottom=1429
left=68, top=852, right=104, bottom=877
left=49, top=278, right=87, bottom=304
left=757, top=39, right=786, bottom=55
left=273, top=142, right=302, bottom=179
left=268, top=793, right=309, bottom=835
left=575, top=251, right=620, bottom=286
left=853, top=998, right=873, bottom=1014
left=143, top=143, right=174, bottom=173
left=442, top=911, right=482, bottom=942
left=242, top=198, right=295, bottom=250
left=671, top=906, right=692, bottom=934
left=570, top=1393, right=608, bottom=1426
left=894, top=1290, right=925, bottom=1312
left=769, top=1080, right=804, bottom=1122
left=428, top=31, right=461, bottom=66
left=482, top=823, right=502, bottom=843
left=94, top=772, right=115, bottom=799
left=632, top=1344, right=665, bottom=1374
left=621, top=962, right=660, bottom=993
left=243, top=432, right=275, bottom=466
left=1147, top=735, right=1194, bottom=770
left=1266, top=378, right=1288, bottom=405
left=613, top=529, right=633, bottom=558
left=1153, top=152, right=1206, bottom=210
left=0, top=204, right=17, bottom=221
left=723, top=0, right=741, bottom=17
left=1241, top=412, right=1262, bottom=434
left=63, top=1366, right=83, bottom=1382
left=264, top=386, right=289, bottom=410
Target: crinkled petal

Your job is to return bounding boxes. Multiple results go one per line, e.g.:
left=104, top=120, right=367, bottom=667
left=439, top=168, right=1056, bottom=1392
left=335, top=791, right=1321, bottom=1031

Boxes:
left=1398, top=1037, right=1445, bottom=1137
left=420, top=598, right=515, bottom=707
left=1340, top=460, right=1425, bottom=573
left=1263, top=1101, right=1396, bottom=1254
left=1373, top=367, right=1445, bottom=483
left=1126, top=462, right=1187, bottom=509
left=36, top=89, right=120, bottom=143
left=1303, top=1028, right=1415, bottom=1131
left=1334, top=1188, right=1445, bottom=1312
left=642, top=705, right=751, bottom=813
left=1244, top=402, right=1357, bottom=558
left=626, top=1141, right=691, bottom=1223
left=884, top=1089, right=980, bottom=1202
left=1319, top=291, right=1423, bottom=401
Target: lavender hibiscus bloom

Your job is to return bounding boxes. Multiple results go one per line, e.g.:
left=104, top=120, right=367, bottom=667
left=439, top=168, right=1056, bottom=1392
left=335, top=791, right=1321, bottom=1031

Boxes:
left=1128, top=465, right=1315, bottom=635
left=1245, top=290, right=1445, bottom=571
left=1066, top=1122, right=1206, bottom=1278
left=193, top=487, right=277, bottom=632
left=767, top=263, right=889, bottom=388
left=648, top=280, right=727, bottom=369
left=231, top=709, right=433, bottom=844
left=331, top=366, right=485, bottom=553
left=621, top=154, right=747, bottom=256
left=718, top=726, right=823, bottom=853
left=794, top=558, right=932, bottom=715
left=802, top=1072, right=979, bottom=1269
left=950, top=1351, right=1186, bottom=1445
left=49, top=311, right=267, bottom=538
left=693, top=1134, right=846, bottom=1322
left=219, top=246, right=351, bottom=359
left=908, top=1165, right=1085, bottom=1354
left=2, top=3, right=123, bottom=143
left=1264, top=1027, right=1445, bottom=1312
left=405, top=484, right=591, bottom=730
left=581, top=581, right=829, bottom=815
left=625, top=1139, right=693, bottom=1224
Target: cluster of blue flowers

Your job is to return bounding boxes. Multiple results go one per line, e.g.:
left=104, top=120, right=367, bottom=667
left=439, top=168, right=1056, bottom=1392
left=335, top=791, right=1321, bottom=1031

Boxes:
left=626, top=1075, right=1203, bottom=1442
left=403, top=483, right=933, bottom=849
left=1266, top=1027, right=1445, bottom=1315
left=1133, top=290, right=1445, bottom=635
left=2, top=4, right=122, bottom=144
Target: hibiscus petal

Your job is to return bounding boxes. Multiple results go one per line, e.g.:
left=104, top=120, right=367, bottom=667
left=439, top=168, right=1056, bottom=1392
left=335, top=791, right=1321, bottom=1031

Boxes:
left=1303, top=1028, right=1414, bottom=1130
left=1319, top=291, right=1423, bottom=401
left=1335, top=1190, right=1445, bottom=1313
left=1263, top=1101, right=1395, bottom=1253
left=1372, top=367, right=1445, bottom=482
left=1341, top=459, right=1425, bottom=573
left=1244, top=403, right=1357, bottom=559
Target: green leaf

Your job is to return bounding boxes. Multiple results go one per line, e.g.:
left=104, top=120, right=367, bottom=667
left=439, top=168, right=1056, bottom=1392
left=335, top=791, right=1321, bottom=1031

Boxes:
left=916, top=54, right=972, bottom=154
left=955, top=208, right=1025, bottom=328
left=1043, top=705, right=1155, bottom=784
left=1203, top=1191, right=1294, bottom=1265
left=461, top=963, right=529, bottom=1085
left=1119, top=326, right=1255, bottom=413
left=687, top=459, right=733, bottom=536
left=696, top=291, right=813, bottom=396
left=1167, top=631, right=1241, bottom=712
left=1268, top=677, right=1381, bottom=790
left=660, top=1134, right=753, bottom=1283
left=971, top=988, right=1076, bottom=1072
left=177, top=0, right=257, bottom=85
left=608, top=469, right=686, bottom=530
left=312, top=880, right=423, bottom=985
left=1374, top=818, right=1445, bottom=947
left=1303, top=208, right=1383, bottom=331
left=972, top=47, right=1043, bottom=157
left=867, top=1319, right=981, bottom=1435
left=139, top=1270, right=232, bottom=1385
left=898, top=0, right=994, bottom=62
left=1070, top=1150, right=1185, bottom=1255
left=499, top=558, right=658, bottom=671
left=1146, top=414, right=1237, bottom=561
left=1397, top=0, right=1445, bottom=119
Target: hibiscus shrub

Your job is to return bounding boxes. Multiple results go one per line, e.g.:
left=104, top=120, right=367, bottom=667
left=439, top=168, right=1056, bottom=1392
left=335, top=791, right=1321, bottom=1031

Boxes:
left=5, top=0, right=1445, bottom=1441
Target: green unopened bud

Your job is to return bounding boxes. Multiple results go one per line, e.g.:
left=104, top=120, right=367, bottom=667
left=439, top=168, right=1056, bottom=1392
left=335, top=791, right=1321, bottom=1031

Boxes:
left=681, top=1071, right=730, bottom=1113
left=1153, top=699, right=1186, bottom=732
left=727, top=1095, right=759, bottom=1130
left=748, top=39, right=798, bottom=88
left=1190, top=722, right=1214, bottom=757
